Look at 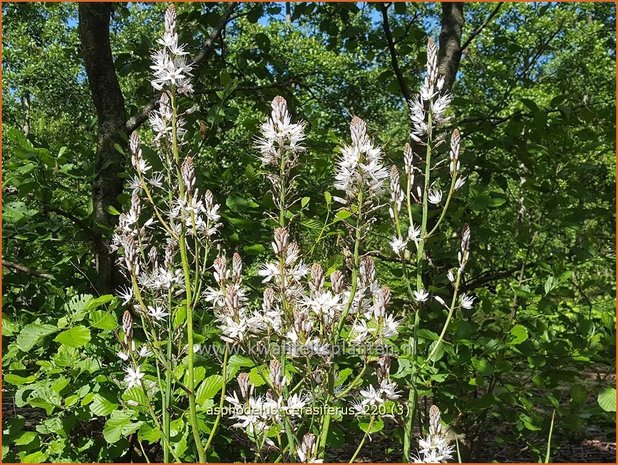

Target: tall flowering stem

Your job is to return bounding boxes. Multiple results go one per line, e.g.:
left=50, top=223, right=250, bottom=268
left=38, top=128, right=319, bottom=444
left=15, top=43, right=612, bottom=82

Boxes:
left=386, top=38, right=468, bottom=462
left=112, top=6, right=221, bottom=462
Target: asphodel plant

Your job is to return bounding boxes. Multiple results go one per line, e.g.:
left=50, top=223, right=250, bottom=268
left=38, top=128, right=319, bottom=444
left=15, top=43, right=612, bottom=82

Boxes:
left=112, top=5, right=221, bottom=462
left=113, top=5, right=466, bottom=463
left=387, top=38, right=470, bottom=463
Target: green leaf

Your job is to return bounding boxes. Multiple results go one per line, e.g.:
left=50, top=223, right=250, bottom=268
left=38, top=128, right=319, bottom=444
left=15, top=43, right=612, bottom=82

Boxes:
left=359, top=418, right=384, bottom=433
left=103, top=411, right=141, bottom=444
left=85, top=294, right=115, bottom=311
left=16, top=323, right=58, bottom=352
left=54, top=325, right=91, bottom=348
left=471, top=357, right=494, bottom=376
left=489, top=197, right=507, bottom=207
left=138, top=423, right=161, bottom=444
left=196, top=375, right=223, bottom=404
left=570, top=384, right=587, bottom=405
left=335, top=209, right=352, bottom=221
left=122, top=386, right=148, bottom=407
left=13, top=431, right=37, bottom=446
left=249, top=365, right=269, bottom=387
left=4, top=374, right=37, bottom=386
left=301, top=196, right=310, bottom=208
left=428, top=340, right=445, bottom=361
left=508, top=325, right=529, bottom=345
left=597, top=388, right=616, bottom=412
left=243, top=244, right=265, bottom=255
left=89, top=310, right=117, bottom=331
left=90, top=393, right=119, bottom=417
left=335, top=368, right=353, bottom=387
left=227, top=354, right=255, bottom=378
left=20, top=451, right=48, bottom=463
left=106, top=205, right=121, bottom=215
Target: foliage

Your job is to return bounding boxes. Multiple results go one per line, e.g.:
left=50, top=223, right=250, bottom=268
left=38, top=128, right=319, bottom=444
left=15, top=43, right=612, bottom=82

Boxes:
left=2, top=2, right=615, bottom=463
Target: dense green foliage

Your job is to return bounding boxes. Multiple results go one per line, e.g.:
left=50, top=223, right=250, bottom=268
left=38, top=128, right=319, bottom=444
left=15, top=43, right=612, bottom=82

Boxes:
left=2, top=2, right=615, bottom=463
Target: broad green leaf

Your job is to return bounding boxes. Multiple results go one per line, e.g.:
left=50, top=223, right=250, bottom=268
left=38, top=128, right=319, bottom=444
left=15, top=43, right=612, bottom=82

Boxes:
left=122, top=386, right=147, bottom=407
left=20, top=451, right=48, bottom=463
left=85, top=294, right=115, bottom=311
left=227, top=354, right=255, bottom=378
left=508, top=325, right=529, bottom=345
left=597, top=388, right=616, bottom=412
left=570, top=384, right=587, bottom=405
left=4, top=374, right=37, bottom=386
left=335, top=209, right=352, bottom=221
left=196, top=375, right=223, bottom=404
left=103, top=411, right=141, bottom=444
left=249, top=365, right=269, bottom=387
left=359, top=418, right=384, bottom=433
left=90, top=393, right=119, bottom=416
left=138, top=423, right=161, bottom=444
left=89, top=310, right=117, bottom=331
left=243, top=244, right=265, bottom=255
left=428, top=340, right=445, bottom=362
left=471, top=357, right=494, bottom=376
left=13, top=431, right=37, bottom=446
left=335, top=368, right=353, bottom=387
left=54, top=325, right=91, bottom=348
left=16, top=323, right=57, bottom=352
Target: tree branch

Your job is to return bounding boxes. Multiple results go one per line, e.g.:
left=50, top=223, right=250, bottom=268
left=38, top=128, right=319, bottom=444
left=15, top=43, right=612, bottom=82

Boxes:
left=3, top=260, right=53, bottom=279
left=461, top=3, right=504, bottom=52
left=125, top=2, right=237, bottom=134
left=380, top=2, right=412, bottom=102
left=44, top=204, right=98, bottom=239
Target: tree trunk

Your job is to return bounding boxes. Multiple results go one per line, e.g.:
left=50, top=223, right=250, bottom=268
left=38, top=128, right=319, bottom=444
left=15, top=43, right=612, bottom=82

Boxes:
left=438, top=3, right=465, bottom=92
left=78, top=3, right=127, bottom=294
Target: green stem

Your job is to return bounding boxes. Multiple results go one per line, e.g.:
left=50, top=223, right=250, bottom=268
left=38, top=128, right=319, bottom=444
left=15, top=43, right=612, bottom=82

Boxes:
left=320, top=191, right=364, bottom=458
left=349, top=416, right=375, bottom=463
left=404, top=112, right=433, bottom=462
left=425, top=174, right=457, bottom=239
left=163, top=289, right=173, bottom=463
left=170, top=90, right=206, bottom=463
left=424, top=268, right=462, bottom=364
left=204, top=343, right=230, bottom=454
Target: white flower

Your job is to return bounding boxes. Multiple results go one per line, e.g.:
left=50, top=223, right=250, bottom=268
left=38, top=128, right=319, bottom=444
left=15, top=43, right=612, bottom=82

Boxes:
left=360, top=385, right=383, bottom=406
left=117, top=286, right=133, bottom=305
left=454, top=176, right=467, bottom=191
left=220, top=317, right=248, bottom=343
left=460, top=294, right=476, bottom=310
left=390, top=236, right=408, bottom=256
left=408, top=224, right=422, bottom=242
left=379, top=379, right=401, bottom=400
left=257, top=262, right=279, bottom=283
left=124, top=366, right=145, bottom=389
left=138, top=346, right=152, bottom=358
left=285, top=393, right=308, bottom=417
left=147, top=305, right=169, bottom=321
left=117, top=351, right=129, bottom=361
left=413, top=405, right=454, bottom=463
left=446, top=270, right=455, bottom=283
left=414, top=289, right=430, bottom=302
left=334, top=117, right=388, bottom=206
left=297, top=433, right=322, bottom=463
left=428, top=188, right=443, bottom=205
left=382, top=314, right=400, bottom=338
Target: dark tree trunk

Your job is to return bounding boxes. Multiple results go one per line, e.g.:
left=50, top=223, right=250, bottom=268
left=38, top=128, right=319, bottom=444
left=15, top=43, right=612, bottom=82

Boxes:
left=438, top=2, right=465, bottom=92
left=78, top=3, right=127, bottom=294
